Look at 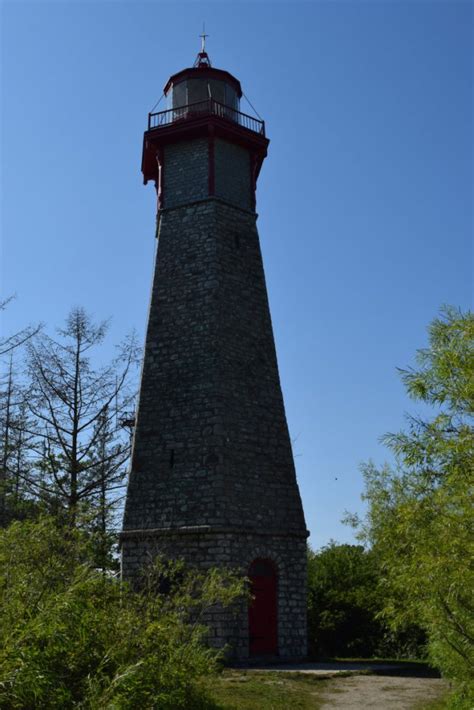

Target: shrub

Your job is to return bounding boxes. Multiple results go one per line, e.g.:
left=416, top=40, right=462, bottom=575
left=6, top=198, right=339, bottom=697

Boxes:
left=307, top=542, right=424, bottom=659
left=0, top=518, right=244, bottom=709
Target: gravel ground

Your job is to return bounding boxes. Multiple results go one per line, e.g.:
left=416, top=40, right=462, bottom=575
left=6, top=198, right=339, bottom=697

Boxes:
left=318, top=674, right=448, bottom=709
left=244, top=661, right=402, bottom=676
left=238, top=662, right=448, bottom=708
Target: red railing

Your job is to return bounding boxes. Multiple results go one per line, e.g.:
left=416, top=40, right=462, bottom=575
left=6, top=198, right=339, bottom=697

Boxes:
left=148, top=99, right=265, bottom=136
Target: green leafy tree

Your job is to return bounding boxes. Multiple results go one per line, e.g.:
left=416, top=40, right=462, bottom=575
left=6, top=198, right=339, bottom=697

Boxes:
left=0, top=517, right=244, bottom=709
left=354, top=306, right=474, bottom=706
left=307, top=542, right=424, bottom=658
left=307, top=543, right=382, bottom=657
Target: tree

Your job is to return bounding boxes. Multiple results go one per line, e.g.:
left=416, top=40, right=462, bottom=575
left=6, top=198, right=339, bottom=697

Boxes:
left=0, top=355, right=37, bottom=526
left=0, top=296, right=40, bottom=357
left=354, top=306, right=473, bottom=706
left=307, top=542, right=424, bottom=658
left=0, top=517, right=244, bottom=709
left=24, top=307, right=139, bottom=529
left=0, top=356, right=16, bottom=521
left=307, top=543, right=382, bottom=657
left=0, top=297, right=41, bottom=524
left=87, top=404, right=127, bottom=571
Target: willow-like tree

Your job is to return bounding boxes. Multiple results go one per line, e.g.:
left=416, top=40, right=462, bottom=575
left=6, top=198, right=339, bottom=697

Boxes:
left=352, top=306, right=473, bottom=706
left=25, top=308, right=139, bottom=528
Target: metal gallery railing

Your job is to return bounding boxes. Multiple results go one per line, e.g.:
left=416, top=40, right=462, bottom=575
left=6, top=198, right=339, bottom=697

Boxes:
left=148, top=98, right=265, bottom=136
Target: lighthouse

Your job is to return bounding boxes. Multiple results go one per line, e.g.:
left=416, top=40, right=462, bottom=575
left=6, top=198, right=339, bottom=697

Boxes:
left=121, top=44, right=309, bottom=660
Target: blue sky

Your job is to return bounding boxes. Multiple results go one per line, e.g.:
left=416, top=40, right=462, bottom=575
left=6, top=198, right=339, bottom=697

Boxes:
left=1, top=1, right=472, bottom=548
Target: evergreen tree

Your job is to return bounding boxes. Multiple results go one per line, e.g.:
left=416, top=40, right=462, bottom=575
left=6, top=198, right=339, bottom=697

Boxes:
left=0, top=296, right=40, bottom=357
left=25, top=307, right=139, bottom=529
left=0, top=297, right=40, bottom=524
left=0, top=356, right=37, bottom=525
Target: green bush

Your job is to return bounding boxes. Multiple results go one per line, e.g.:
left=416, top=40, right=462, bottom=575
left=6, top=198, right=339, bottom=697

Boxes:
left=0, top=518, right=244, bottom=709
left=307, top=542, right=424, bottom=659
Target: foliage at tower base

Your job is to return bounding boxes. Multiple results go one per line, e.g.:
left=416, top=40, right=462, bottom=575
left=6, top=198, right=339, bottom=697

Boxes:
left=0, top=517, right=245, bottom=709
left=352, top=306, right=473, bottom=708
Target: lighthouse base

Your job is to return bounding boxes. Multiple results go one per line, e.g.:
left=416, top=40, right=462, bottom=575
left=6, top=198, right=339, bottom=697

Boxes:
left=120, top=528, right=308, bottom=660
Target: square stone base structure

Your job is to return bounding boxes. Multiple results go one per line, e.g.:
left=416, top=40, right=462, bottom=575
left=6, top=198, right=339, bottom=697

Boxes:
left=120, top=528, right=308, bottom=660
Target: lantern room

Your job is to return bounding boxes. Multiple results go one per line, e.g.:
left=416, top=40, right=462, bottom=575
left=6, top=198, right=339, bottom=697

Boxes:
left=141, top=50, right=268, bottom=188
left=164, top=65, right=242, bottom=113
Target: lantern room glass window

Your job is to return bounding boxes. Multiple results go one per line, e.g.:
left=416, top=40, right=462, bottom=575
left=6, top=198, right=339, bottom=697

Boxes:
left=169, top=78, right=240, bottom=114
left=186, top=79, right=207, bottom=106
left=171, top=81, right=186, bottom=109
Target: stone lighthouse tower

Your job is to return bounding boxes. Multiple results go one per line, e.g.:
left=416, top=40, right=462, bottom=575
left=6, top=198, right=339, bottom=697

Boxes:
left=121, top=45, right=308, bottom=659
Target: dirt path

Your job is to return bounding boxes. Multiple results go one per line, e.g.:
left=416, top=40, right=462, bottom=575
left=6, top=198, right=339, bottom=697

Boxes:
left=245, top=661, right=403, bottom=676
left=238, top=662, right=449, bottom=708
left=318, top=674, right=448, bottom=709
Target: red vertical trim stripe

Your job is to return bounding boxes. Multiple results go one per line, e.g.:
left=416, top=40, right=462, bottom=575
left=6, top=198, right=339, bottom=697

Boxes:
left=157, top=149, right=164, bottom=209
left=208, top=126, right=215, bottom=197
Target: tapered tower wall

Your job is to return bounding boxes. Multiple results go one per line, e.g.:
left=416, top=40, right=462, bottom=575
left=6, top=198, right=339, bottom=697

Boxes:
left=122, top=112, right=308, bottom=659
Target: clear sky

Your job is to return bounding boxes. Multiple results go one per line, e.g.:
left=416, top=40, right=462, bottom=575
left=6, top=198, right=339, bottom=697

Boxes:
left=1, top=1, right=472, bottom=548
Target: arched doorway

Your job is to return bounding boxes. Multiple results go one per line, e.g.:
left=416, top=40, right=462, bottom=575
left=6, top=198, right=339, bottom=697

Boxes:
left=248, top=558, right=278, bottom=656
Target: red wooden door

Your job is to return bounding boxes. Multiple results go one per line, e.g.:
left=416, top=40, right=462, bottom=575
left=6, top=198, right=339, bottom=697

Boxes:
left=248, top=559, right=278, bottom=656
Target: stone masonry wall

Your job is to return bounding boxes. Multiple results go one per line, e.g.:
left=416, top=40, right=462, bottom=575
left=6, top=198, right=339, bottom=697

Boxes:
left=121, top=531, right=307, bottom=659
left=214, top=138, right=252, bottom=210
left=122, top=134, right=308, bottom=659
left=163, top=137, right=252, bottom=211
left=123, top=199, right=306, bottom=536
left=163, top=138, right=208, bottom=208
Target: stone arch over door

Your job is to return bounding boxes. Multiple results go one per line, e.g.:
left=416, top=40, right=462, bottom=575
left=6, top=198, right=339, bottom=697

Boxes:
left=248, top=558, right=278, bottom=656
